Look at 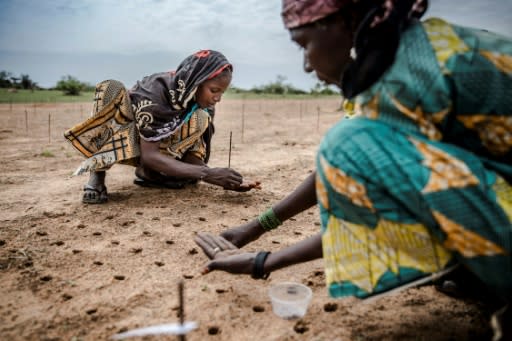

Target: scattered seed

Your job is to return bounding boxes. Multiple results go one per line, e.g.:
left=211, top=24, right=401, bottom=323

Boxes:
left=93, top=261, right=103, bottom=266
left=92, top=232, right=102, bottom=236
left=293, top=321, right=309, bottom=334
left=198, top=217, right=206, bottom=221
left=183, top=274, right=194, bottom=279
left=252, top=306, right=265, bottom=313
left=130, top=248, right=142, bottom=254
left=215, top=288, right=226, bottom=294
left=111, top=240, right=120, bottom=245
left=77, top=224, right=86, bottom=229
left=40, top=275, right=52, bottom=282
left=188, top=248, right=198, bottom=255
left=154, top=261, right=165, bottom=267
left=36, top=231, right=48, bottom=236
left=165, top=240, right=174, bottom=245
left=86, top=308, right=97, bottom=315
left=323, top=302, right=338, bottom=312
left=114, top=275, right=125, bottom=280
left=172, top=223, right=181, bottom=227
left=72, top=249, right=82, bottom=254
left=62, top=293, right=73, bottom=301
left=208, top=326, right=220, bottom=335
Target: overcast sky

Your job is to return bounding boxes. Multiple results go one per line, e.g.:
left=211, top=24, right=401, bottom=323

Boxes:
left=1, top=0, right=511, bottom=90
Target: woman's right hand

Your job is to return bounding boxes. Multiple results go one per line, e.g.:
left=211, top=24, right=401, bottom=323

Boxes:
left=194, top=232, right=257, bottom=275
left=203, top=167, right=243, bottom=189
left=220, top=221, right=266, bottom=248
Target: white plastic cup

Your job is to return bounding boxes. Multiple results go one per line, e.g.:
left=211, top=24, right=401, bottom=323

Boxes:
left=268, top=282, right=312, bottom=319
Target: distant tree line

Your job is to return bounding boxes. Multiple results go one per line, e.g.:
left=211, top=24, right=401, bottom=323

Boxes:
left=0, top=70, right=39, bottom=91
left=1, top=71, right=336, bottom=97
left=0, top=70, right=94, bottom=95
left=230, top=74, right=337, bottom=96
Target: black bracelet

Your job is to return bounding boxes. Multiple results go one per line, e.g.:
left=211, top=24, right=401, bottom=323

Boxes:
left=251, top=251, right=271, bottom=280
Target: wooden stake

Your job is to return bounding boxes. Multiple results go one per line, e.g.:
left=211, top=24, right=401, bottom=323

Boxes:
left=241, top=103, right=245, bottom=143
left=48, top=113, right=51, bottom=143
left=316, top=106, right=320, bottom=131
left=25, top=109, right=28, bottom=134
left=228, top=131, right=232, bottom=168
left=178, top=280, right=185, bottom=341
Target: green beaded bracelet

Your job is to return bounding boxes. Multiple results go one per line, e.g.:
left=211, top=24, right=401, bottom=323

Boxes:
left=258, top=207, right=282, bottom=231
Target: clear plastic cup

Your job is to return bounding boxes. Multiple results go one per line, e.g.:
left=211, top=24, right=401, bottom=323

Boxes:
left=268, top=282, right=312, bottom=319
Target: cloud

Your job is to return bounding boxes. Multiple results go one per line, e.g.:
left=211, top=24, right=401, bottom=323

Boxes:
left=1, top=0, right=510, bottom=90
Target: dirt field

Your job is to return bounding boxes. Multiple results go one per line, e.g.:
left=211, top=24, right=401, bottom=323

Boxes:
left=0, top=98, right=494, bottom=340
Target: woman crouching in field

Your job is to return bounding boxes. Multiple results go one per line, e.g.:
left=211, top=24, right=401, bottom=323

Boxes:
left=65, top=50, right=260, bottom=204
left=195, top=1, right=512, bottom=339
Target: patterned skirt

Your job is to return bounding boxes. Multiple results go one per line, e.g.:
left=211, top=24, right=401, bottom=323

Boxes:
left=64, top=80, right=210, bottom=175
left=316, top=117, right=512, bottom=301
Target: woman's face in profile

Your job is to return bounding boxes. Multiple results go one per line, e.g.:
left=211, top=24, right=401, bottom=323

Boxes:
left=195, top=73, right=231, bottom=109
left=289, top=17, right=353, bottom=87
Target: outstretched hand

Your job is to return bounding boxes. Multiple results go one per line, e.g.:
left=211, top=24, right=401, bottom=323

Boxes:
left=225, top=179, right=262, bottom=192
left=194, top=232, right=257, bottom=275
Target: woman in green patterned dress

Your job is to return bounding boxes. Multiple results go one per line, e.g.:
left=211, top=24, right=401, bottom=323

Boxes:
left=194, top=0, right=511, bottom=337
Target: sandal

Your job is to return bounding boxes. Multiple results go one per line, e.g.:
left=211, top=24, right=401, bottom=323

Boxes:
left=82, top=184, right=108, bottom=204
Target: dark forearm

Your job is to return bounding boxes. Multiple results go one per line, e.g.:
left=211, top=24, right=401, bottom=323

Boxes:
left=263, top=232, right=323, bottom=273
left=140, top=139, right=208, bottom=180
left=141, top=149, right=208, bottom=180
left=273, top=172, right=317, bottom=222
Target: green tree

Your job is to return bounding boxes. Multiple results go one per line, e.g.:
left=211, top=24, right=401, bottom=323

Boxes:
left=250, top=75, right=306, bottom=95
left=0, top=70, right=14, bottom=88
left=20, top=74, right=37, bottom=90
left=310, top=82, right=337, bottom=96
left=56, top=75, right=85, bottom=95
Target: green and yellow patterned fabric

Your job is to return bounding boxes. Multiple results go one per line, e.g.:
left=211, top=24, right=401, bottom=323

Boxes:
left=317, top=18, right=512, bottom=300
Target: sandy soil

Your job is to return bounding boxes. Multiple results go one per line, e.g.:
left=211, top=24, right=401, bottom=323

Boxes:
left=0, top=98, right=494, bottom=341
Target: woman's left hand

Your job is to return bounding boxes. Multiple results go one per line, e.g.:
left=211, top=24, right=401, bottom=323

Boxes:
left=194, top=232, right=256, bottom=275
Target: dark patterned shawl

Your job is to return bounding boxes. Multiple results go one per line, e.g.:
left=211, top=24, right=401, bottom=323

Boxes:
left=130, top=50, right=232, bottom=141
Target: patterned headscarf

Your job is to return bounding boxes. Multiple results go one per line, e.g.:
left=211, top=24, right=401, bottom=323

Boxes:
left=281, top=0, right=427, bottom=29
left=281, top=0, right=351, bottom=29
left=130, top=50, right=232, bottom=141
left=169, top=50, right=232, bottom=111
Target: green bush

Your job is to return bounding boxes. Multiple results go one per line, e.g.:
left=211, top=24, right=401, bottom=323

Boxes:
left=56, top=75, right=91, bottom=96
